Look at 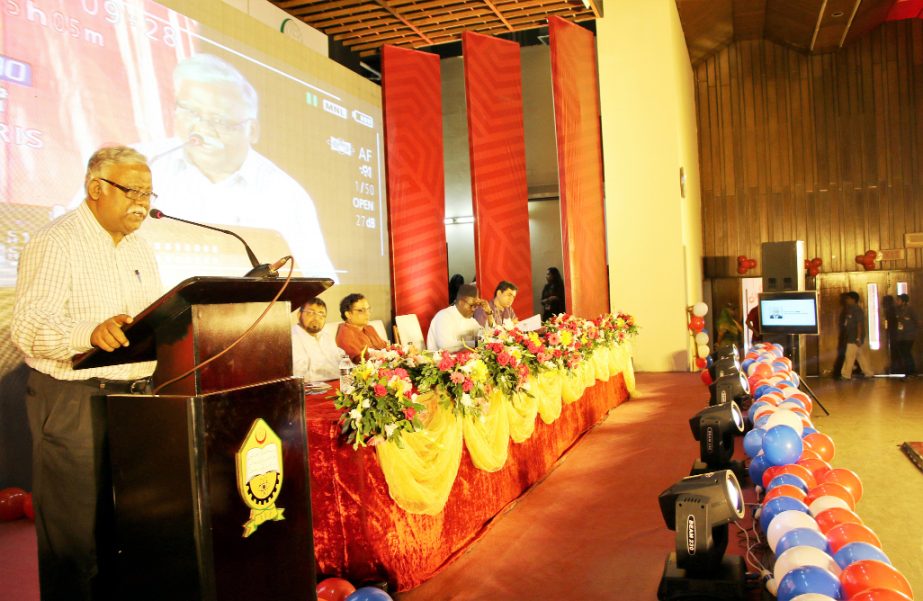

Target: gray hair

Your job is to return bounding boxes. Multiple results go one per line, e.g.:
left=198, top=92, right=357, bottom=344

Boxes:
left=174, top=54, right=259, bottom=119
left=84, top=145, right=149, bottom=188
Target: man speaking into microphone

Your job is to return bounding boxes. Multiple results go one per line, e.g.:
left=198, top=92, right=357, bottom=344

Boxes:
left=140, top=53, right=337, bottom=281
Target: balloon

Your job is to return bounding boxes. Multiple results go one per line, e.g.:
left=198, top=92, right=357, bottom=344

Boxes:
left=788, top=595, right=837, bottom=601
left=695, top=357, right=708, bottom=369
left=762, top=425, right=804, bottom=466
left=821, top=468, right=863, bottom=503
left=770, top=546, right=840, bottom=595
left=760, top=497, right=811, bottom=532
left=763, top=484, right=807, bottom=505
left=826, top=523, right=882, bottom=555
left=766, top=474, right=809, bottom=494
left=775, top=527, right=831, bottom=557
left=834, top=542, right=891, bottom=570
left=743, top=428, right=766, bottom=457
left=770, top=463, right=818, bottom=489
left=345, top=587, right=394, bottom=601
left=809, top=495, right=852, bottom=516
left=689, top=316, right=705, bottom=332
left=797, top=457, right=833, bottom=483
left=692, top=302, right=708, bottom=317
left=700, top=370, right=713, bottom=385
left=767, top=510, right=820, bottom=553
left=754, top=405, right=779, bottom=422
left=800, top=448, right=822, bottom=461
left=316, top=578, right=357, bottom=601
left=22, top=493, right=34, bottom=521
left=803, top=432, right=835, bottom=462
left=766, top=410, right=805, bottom=437
left=805, top=482, right=856, bottom=511
left=694, top=332, right=709, bottom=345
left=814, top=507, right=863, bottom=535
left=840, top=560, right=913, bottom=600
left=748, top=401, right=771, bottom=423
left=697, top=344, right=710, bottom=358
left=749, top=453, right=770, bottom=485
left=776, top=566, right=842, bottom=601
left=849, top=590, right=913, bottom=601
left=0, top=488, right=26, bottom=521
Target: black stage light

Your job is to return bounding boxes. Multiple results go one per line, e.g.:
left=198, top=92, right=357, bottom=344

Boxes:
left=708, top=356, right=741, bottom=381
left=657, top=470, right=747, bottom=601
left=713, top=344, right=739, bottom=361
left=689, top=401, right=746, bottom=478
left=708, top=372, right=750, bottom=407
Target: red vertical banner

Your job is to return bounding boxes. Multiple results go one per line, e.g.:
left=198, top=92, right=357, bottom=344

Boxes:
left=549, top=16, right=610, bottom=318
left=383, top=45, right=449, bottom=335
left=463, top=32, right=534, bottom=317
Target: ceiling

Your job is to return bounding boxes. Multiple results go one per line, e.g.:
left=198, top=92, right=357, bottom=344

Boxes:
left=675, top=0, right=901, bottom=65
left=269, top=0, right=599, bottom=59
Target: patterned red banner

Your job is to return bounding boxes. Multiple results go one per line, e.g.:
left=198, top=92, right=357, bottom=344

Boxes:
left=382, top=45, right=449, bottom=336
left=548, top=16, right=610, bottom=318
left=462, top=31, right=534, bottom=318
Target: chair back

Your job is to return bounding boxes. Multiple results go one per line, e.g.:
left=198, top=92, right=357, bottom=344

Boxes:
left=394, top=314, right=425, bottom=350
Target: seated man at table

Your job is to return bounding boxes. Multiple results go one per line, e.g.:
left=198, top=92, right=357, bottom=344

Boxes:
left=427, top=284, right=491, bottom=352
left=474, top=280, right=518, bottom=327
left=336, top=293, right=388, bottom=363
left=292, top=298, right=340, bottom=382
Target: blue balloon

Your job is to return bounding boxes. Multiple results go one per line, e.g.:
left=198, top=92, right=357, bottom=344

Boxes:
left=776, top=566, right=842, bottom=601
left=766, top=474, right=809, bottom=493
left=834, top=541, right=891, bottom=570
left=743, top=428, right=766, bottom=458
left=777, top=379, right=796, bottom=388
left=756, top=386, right=782, bottom=399
left=754, top=384, right=773, bottom=398
left=741, top=358, right=754, bottom=372
left=755, top=414, right=772, bottom=430
left=802, top=426, right=818, bottom=438
left=779, top=398, right=806, bottom=411
left=346, top=587, right=394, bottom=601
left=775, top=528, right=830, bottom=556
left=791, top=372, right=800, bottom=386
left=762, top=425, right=804, bottom=466
left=748, top=401, right=770, bottom=423
left=759, top=496, right=810, bottom=531
left=749, top=453, right=769, bottom=485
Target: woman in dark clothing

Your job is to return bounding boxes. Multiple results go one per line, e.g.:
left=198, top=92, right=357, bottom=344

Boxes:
left=448, top=273, right=465, bottom=305
left=895, top=293, right=919, bottom=378
left=541, top=267, right=566, bottom=321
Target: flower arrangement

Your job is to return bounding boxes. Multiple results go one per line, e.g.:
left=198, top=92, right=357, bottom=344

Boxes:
left=477, top=326, right=537, bottom=394
left=415, top=349, right=491, bottom=418
left=595, top=311, right=640, bottom=345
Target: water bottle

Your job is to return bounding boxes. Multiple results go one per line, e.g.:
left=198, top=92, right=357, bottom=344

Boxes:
left=338, top=353, right=354, bottom=390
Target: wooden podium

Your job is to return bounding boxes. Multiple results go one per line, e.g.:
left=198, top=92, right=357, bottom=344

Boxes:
left=74, top=276, right=331, bottom=601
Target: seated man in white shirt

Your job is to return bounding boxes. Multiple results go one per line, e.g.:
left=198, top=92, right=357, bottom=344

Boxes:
left=292, top=298, right=341, bottom=382
left=427, top=284, right=493, bottom=352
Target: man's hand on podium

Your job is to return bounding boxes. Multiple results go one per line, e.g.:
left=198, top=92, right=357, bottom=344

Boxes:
left=91, top=314, right=134, bottom=351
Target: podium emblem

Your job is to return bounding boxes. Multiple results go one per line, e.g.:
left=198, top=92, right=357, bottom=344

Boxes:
left=236, top=418, right=285, bottom=537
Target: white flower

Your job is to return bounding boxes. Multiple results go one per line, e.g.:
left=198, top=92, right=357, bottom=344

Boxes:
left=384, top=423, right=398, bottom=438
left=349, top=408, right=362, bottom=421
left=461, top=393, right=473, bottom=407
left=361, top=398, right=371, bottom=409
left=460, top=362, right=473, bottom=374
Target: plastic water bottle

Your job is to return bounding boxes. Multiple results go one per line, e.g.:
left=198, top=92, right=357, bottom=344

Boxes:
left=338, top=353, right=354, bottom=390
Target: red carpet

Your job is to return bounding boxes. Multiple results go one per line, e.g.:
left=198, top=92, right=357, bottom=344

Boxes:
left=0, top=519, right=38, bottom=600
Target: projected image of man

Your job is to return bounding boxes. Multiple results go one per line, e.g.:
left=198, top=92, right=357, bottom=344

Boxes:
left=146, top=53, right=336, bottom=279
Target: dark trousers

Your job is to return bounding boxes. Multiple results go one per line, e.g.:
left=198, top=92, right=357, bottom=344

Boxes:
left=25, top=370, right=115, bottom=601
left=896, top=340, right=916, bottom=376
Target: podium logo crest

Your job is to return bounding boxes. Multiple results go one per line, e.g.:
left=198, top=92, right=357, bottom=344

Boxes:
left=236, top=418, right=285, bottom=537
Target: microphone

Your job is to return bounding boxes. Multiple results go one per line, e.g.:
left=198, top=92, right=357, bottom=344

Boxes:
left=148, top=208, right=282, bottom=278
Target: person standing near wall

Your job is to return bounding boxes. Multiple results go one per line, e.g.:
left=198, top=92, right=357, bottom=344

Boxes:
left=895, top=293, right=918, bottom=379
left=840, top=291, right=875, bottom=380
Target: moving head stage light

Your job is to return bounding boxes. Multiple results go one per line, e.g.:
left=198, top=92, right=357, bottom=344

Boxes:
left=708, top=372, right=750, bottom=407
left=708, top=357, right=741, bottom=381
left=689, top=401, right=746, bottom=478
left=657, top=470, right=747, bottom=601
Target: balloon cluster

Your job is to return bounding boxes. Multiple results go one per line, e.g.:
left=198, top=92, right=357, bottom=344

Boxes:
left=855, top=250, right=878, bottom=271
left=0, top=487, right=34, bottom=522
left=804, top=257, right=823, bottom=278
left=316, top=578, right=394, bottom=601
left=688, top=302, right=710, bottom=368
left=737, top=255, right=758, bottom=275
left=740, top=343, right=914, bottom=601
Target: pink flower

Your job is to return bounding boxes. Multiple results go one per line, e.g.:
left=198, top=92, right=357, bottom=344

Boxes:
left=450, top=371, right=466, bottom=384
left=498, top=352, right=511, bottom=366
left=374, top=384, right=387, bottom=397
left=394, top=367, right=409, bottom=379
left=403, top=407, right=416, bottom=420
left=548, top=333, right=560, bottom=346
left=439, top=354, right=456, bottom=371
left=462, top=378, right=474, bottom=392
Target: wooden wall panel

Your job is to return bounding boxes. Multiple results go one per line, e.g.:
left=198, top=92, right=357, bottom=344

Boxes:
left=697, top=21, right=923, bottom=276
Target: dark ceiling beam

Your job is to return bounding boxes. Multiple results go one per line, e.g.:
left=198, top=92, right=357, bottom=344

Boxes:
left=482, top=0, right=514, bottom=31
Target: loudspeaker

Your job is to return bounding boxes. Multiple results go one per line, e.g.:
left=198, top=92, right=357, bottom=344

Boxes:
left=761, top=241, right=805, bottom=292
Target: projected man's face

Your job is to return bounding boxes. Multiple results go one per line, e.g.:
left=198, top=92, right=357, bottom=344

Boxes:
left=174, top=80, right=258, bottom=183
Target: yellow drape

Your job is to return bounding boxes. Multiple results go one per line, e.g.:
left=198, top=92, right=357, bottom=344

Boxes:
left=507, top=379, right=539, bottom=443
left=561, top=369, right=584, bottom=403
left=462, top=389, right=510, bottom=472
left=592, top=348, right=610, bottom=382
left=536, top=370, right=563, bottom=424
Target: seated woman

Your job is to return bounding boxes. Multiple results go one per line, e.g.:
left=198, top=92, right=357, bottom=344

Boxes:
left=336, top=293, right=387, bottom=363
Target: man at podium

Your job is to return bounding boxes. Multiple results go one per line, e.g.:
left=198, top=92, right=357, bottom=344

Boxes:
left=10, top=146, right=164, bottom=600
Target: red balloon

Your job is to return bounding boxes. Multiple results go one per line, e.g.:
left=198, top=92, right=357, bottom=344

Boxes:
left=752, top=363, right=773, bottom=379
left=762, top=484, right=807, bottom=505
left=0, top=488, right=26, bottom=521
left=803, top=432, right=836, bottom=462
left=796, top=457, right=833, bottom=483
left=812, top=257, right=823, bottom=267
left=689, top=316, right=705, bottom=332
left=822, top=468, right=863, bottom=503
left=799, top=447, right=822, bottom=462
left=814, top=507, right=863, bottom=535
left=747, top=258, right=757, bottom=269
left=849, top=589, right=913, bottom=601
left=737, top=255, right=747, bottom=263
left=840, top=560, right=913, bottom=600
left=700, top=370, right=713, bottom=386
left=695, top=357, right=707, bottom=369
left=316, top=578, right=356, bottom=601
left=775, top=463, right=819, bottom=489
left=826, top=523, right=882, bottom=555
left=22, top=493, right=34, bottom=521
left=865, top=249, right=878, bottom=259
left=737, top=266, right=748, bottom=275
left=805, top=482, right=856, bottom=511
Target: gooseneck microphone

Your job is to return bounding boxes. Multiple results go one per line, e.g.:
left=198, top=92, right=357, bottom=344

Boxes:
left=148, top=208, right=285, bottom=278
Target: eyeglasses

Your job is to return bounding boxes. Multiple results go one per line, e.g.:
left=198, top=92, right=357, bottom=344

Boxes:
left=175, top=103, right=252, bottom=135
left=301, top=309, right=326, bottom=318
left=349, top=307, right=371, bottom=314
left=97, top=178, right=158, bottom=203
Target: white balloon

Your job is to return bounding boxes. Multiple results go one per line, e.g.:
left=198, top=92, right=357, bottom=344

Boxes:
left=765, top=409, right=805, bottom=437
left=781, top=386, right=802, bottom=398
left=788, top=594, right=838, bottom=601
left=808, top=495, right=851, bottom=516
left=692, top=302, right=708, bottom=317
left=767, top=510, right=819, bottom=553
left=753, top=405, right=778, bottom=422
left=697, top=344, right=710, bottom=358
left=694, top=332, right=709, bottom=345
left=772, top=546, right=840, bottom=588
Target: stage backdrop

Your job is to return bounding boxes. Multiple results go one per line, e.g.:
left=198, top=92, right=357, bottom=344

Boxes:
left=462, top=32, right=534, bottom=318
left=382, top=45, right=449, bottom=337
left=549, top=16, right=610, bottom=318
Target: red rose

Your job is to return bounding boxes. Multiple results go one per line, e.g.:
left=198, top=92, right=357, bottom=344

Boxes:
left=498, top=352, right=511, bottom=366
left=374, top=384, right=387, bottom=397
left=403, top=407, right=416, bottom=420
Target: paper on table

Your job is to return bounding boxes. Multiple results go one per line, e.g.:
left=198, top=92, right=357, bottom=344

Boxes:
left=518, top=314, right=542, bottom=332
